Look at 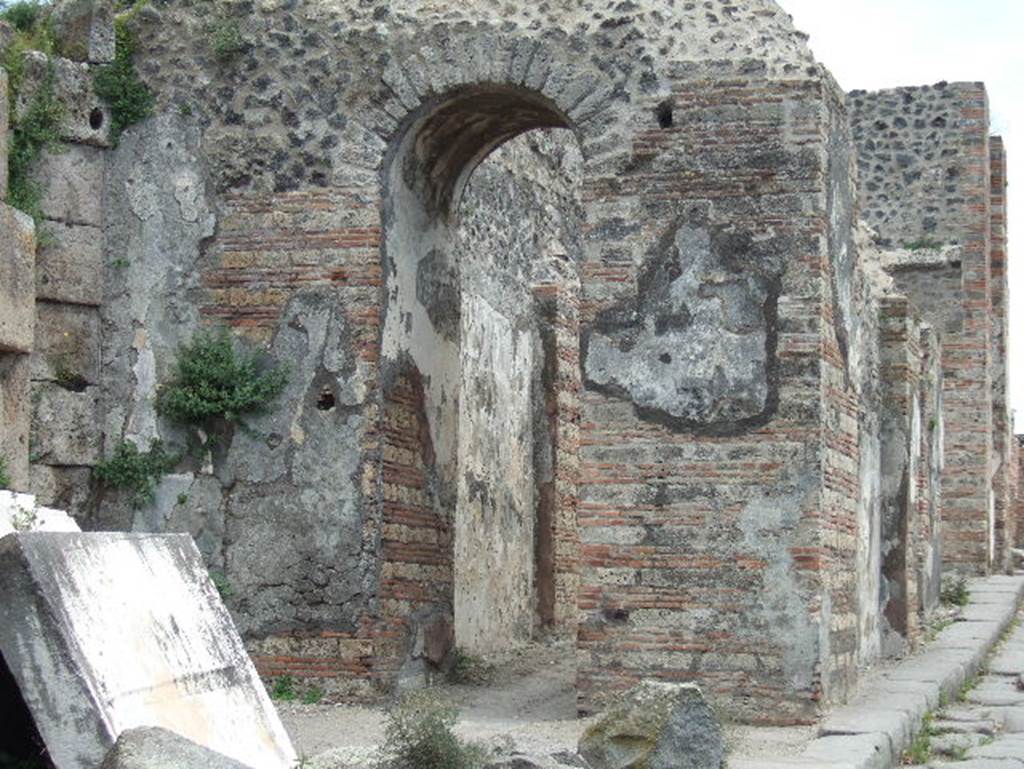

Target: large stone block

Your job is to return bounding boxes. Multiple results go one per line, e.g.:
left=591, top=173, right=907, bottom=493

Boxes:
left=51, top=0, right=116, bottom=64
left=30, top=463, right=93, bottom=516
left=30, top=383, right=101, bottom=466
left=32, top=301, right=102, bottom=385
left=0, top=354, right=31, bottom=491
left=100, top=727, right=255, bottom=769
left=579, top=681, right=725, bottom=769
left=0, top=489, right=81, bottom=535
left=0, top=531, right=297, bottom=769
left=35, top=221, right=104, bottom=305
left=31, top=144, right=105, bottom=226
left=0, top=203, right=36, bottom=353
left=15, top=51, right=112, bottom=147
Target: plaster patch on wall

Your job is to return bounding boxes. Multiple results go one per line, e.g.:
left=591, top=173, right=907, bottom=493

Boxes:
left=583, top=217, right=780, bottom=432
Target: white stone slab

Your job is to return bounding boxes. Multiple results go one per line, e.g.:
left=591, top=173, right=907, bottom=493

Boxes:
left=0, top=531, right=296, bottom=769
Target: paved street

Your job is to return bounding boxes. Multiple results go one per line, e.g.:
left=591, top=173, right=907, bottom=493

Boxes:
left=906, top=613, right=1024, bottom=768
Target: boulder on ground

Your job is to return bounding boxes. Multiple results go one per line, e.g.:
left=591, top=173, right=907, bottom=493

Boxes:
left=578, top=681, right=724, bottom=769
left=100, top=727, right=255, bottom=769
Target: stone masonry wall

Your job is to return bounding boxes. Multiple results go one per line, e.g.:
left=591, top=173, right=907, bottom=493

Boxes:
left=850, top=84, right=996, bottom=573
left=7, top=0, right=1004, bottom=726
left=990, top=137, right=1012, bottom=568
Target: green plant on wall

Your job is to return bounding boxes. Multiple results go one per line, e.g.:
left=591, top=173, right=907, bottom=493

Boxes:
left=158, top=328, right=288, bottom=436
left=92, top=12, right=155, bottom=143
left=4, top=43, right=63, bottom=226
left=209, top=17, right=244, bottom=62
left=94, top=440, right=178, bottom=506
left=0, top=456, right=11, bottom=490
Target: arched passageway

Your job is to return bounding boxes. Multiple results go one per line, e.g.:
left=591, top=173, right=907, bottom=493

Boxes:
left=378, top=86, right=583, bottom=672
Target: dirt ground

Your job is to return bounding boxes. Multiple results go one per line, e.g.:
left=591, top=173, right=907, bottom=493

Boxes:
left=276, top=638, right=818, bottom=767
left=278, top=639, right=592, bottom=767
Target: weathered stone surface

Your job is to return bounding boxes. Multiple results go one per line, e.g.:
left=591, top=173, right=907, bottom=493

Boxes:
left=30, top=383, right=101, bottom=466
left=29, top=463, right=93, bottom=516
left=15, top=51, right=111, bottom=146
left=0, top=203, right=36, bottom=353
left=35, top=221, right=104, bottom=306
left=0, top=354, right=31, bottom=491
left=0, top=531, right=297, bottom=769
left=0, top=68, right=8, bottom=200
left=800, top=733, right=892, bottom=769
left=578, top=681, right=724, bottom=769
left=31, top=301, right=102, bottom=385
left=0, top=490, right=81, bottom=534
left=51, top=0, right=116, bottom=64
left=100, top=727, right=255, bottom=769
left=31, top=144, right=105, bottom=226
left=582, top=213, right=782, bottom=432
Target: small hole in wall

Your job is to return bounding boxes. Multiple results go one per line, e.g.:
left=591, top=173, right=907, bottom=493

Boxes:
left=659, top=352, right=672, bottom=364
left=317, top=387, right=336, bottom=411
left=656, top=101, right=674, bottom=129
left=89, top=108, right=104, bottom=130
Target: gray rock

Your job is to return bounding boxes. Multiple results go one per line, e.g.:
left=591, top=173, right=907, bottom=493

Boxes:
left=35, top=221, right=104, bottom=306
left=30, top=383, right=101, bottom=466
left=14, top=51, right=111, bottom=147
left=50, top=0, right=115, bottom=64
left=31, top=301, right=101, bottom=385
left=0, top=204, right=35, bottom=353
left=0, top=354, right=31, bottom=491
left=31, top=144, right=106, bottom=226
left=100, top=727, right=255, bottom=769
left=578, top=681, right=724, bottom=769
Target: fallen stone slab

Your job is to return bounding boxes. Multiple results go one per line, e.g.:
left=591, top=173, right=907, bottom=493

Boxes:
left=1, top=490, right=81, bottom=535
left=990, top=647, right=1024, bottom=677
left=965, top=734, right=1024, bottom=763
left=0, top=531, right=296, bottom=769
left=100, top=727, right=255, bottom=769
left=578, top=680, right=724, bottom=769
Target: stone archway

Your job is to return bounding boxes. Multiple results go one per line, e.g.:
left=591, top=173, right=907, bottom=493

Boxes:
left=377, top=83, right=590, bottom=675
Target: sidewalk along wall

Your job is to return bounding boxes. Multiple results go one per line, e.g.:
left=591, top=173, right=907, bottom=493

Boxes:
left=850, top=83, right=995, bottom=574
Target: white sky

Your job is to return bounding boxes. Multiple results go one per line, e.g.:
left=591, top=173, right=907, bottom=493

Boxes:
left=779, top=0, right=1024, bottom=427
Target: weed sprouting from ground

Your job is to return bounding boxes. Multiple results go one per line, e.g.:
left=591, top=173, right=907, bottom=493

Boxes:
left=446, top=649, right=496, bottom=686
left=940, top=575, right=970, bottom=607
left=378, top=690, right=487, bottom=769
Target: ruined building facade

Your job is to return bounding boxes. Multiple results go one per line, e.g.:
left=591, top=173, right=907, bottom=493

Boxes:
left=0, top=0, right=1016, bottom=726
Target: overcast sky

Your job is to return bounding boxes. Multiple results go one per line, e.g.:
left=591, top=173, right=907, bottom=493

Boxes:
left=779, top=0, right=1024, bottom=426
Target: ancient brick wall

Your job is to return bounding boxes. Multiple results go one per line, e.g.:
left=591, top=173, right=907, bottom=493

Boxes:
left=850, top=84, right=996, bottom=573
left=990, top=137, right=1012, bottom=568
left=7, top=0, right=1006, bottom=726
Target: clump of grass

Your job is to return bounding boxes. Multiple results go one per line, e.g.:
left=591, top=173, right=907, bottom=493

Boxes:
left=904, top=237, right=943, bottom=252
left=209, top=17, right=243, bottom=62
left=271, top=675, right=297, bottom=702
left=302, top=686, right=324, bottom=705
left=446, top=649, right=496, bottom=686
left=157, top=328, right=287, bottom=434
left=0, top=456, right=11, bottom=489
left=5, top=52, right=63, bottom=225
left=94, top=439, right=178, bottom=506
left=902, top=712, right=933, bottom=764
left=940, top=574, right=970, bottom=607
left=209, top=570, right=234, bottom=599
left=379, top=690, right=487, bottom=769
left=92, top=13, right=155, bottom=143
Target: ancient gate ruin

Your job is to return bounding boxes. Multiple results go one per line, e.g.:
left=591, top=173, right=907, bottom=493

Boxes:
left=0, top=0, right=1016, bottom=729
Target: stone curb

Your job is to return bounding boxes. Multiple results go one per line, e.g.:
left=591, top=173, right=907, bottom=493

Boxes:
left=731, top=575, right=1024, bottom=769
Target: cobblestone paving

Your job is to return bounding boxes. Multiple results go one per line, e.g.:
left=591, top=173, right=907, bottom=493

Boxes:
left=906, top=614, right=1024, bottom=768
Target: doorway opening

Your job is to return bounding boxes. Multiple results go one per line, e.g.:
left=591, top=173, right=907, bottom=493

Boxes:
left=379, top=86, right=583, bottom=681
